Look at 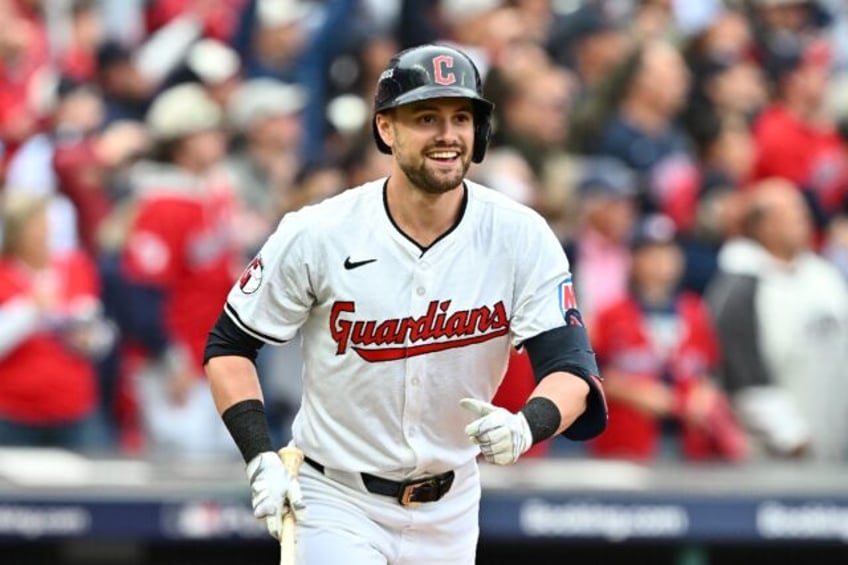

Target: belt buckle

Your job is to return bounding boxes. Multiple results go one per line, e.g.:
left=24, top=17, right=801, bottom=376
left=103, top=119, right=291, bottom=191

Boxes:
left=397, top=472, right=454, bottom=507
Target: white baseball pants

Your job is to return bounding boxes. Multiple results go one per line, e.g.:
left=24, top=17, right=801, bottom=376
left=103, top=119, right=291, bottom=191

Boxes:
left=296, top=458, right=481, bottom=564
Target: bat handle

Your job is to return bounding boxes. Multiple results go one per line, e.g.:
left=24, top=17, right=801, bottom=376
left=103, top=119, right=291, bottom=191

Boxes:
left=278, top=446, right=304, bottom=565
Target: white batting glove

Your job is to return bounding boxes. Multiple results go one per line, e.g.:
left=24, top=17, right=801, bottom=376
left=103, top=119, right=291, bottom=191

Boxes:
left=460, top=398, right=533, bottom=465
left=246, top=451, right=306, bottom=539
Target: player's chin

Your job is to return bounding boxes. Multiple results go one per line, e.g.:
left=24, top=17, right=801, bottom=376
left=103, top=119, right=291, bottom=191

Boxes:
left=427, top=158, right=468, bottom=181
left=429, top=170, right=465, bottom=192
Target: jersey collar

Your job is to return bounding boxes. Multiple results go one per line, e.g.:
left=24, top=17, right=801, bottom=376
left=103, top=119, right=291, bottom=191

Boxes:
left=381, top=178, right=469, bottom=257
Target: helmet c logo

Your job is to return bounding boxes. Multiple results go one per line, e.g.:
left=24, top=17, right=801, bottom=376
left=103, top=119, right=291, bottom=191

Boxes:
left=432, top=55, right=456, bottom=86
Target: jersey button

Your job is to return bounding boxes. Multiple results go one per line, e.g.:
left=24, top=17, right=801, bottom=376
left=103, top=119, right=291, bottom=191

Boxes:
left=416, top=286, right=425, bottom=296
left=420, top=261, right=430, bottom=270
left=411, top=377, right=420, bottom=386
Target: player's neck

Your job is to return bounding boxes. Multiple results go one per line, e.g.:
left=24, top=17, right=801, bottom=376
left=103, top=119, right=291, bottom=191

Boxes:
left=385, top=176, right=465, bottom=248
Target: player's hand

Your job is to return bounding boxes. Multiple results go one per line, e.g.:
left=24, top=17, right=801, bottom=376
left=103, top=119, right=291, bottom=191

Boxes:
left=246, top=451, right=306, bottom=539
left=460, top=398, right=533, bottom=465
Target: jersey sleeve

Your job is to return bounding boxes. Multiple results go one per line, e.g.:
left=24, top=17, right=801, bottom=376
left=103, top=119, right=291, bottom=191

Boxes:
left=510, top=211, right=578, bottom=345
left=223, top=211, right=315, bottom=344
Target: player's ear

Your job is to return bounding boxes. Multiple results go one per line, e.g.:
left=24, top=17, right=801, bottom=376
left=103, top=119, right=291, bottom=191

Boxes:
left=375, top=111, right=394, bottom=151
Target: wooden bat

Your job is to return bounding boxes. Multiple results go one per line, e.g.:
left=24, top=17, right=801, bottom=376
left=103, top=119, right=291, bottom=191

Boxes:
left=278, top=446, right=304, bottom=565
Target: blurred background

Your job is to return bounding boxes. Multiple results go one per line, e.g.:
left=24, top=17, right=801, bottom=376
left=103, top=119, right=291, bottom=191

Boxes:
left=1, top=0, right=848, bottom=563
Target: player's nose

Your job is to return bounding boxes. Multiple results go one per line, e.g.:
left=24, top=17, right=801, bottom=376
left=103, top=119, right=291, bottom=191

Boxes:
left=433, top=120, right=462, bottom=146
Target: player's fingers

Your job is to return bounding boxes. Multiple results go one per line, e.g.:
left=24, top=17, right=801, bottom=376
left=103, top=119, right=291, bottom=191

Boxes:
left=264, top=514, right=283, bottom=540
left=252, top=497, right=277, bottom=519
left=460, top=398, right=497, bottom=418
left=286, top=480, right=306, bottom=521
left=464, top=419, right=482, bottom=437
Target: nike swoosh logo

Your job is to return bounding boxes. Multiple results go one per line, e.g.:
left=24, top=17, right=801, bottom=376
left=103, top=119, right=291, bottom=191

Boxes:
left=344, top=257, right=377, bottom=270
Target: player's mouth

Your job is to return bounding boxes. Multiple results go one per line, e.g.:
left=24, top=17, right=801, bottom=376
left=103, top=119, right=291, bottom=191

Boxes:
left=426, top=149, right=461, bottom=165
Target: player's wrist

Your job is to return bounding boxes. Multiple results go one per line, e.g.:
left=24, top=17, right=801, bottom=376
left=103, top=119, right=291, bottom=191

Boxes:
left=222, top=399, right=274, bottom=464
left=520, top=396, right=562, bottom=445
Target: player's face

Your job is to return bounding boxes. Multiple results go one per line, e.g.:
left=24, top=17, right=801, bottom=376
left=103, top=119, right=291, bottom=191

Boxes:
left=385, top=98, right=474, bottom=194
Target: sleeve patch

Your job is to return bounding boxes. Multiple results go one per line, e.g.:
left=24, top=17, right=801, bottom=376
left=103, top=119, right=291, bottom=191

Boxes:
left=238, top=254, right=264, bottom=294
left=558, top=276, right=578, bottom=317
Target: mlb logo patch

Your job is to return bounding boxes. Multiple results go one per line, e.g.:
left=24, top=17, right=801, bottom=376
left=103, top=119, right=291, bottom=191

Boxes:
left=558, top=276, right=578, bottom=316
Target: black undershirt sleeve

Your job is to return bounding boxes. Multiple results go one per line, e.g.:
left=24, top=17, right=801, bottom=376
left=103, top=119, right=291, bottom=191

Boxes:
left=204, top=309, right=265, bottom=365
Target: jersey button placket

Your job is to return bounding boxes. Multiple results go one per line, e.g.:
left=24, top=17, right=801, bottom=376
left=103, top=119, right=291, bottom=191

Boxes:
left=404, top=262, right=431, bottom=455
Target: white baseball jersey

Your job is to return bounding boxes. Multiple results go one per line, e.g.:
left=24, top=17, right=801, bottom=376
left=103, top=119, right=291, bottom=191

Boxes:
left=225, top=179, right=575, bottom=478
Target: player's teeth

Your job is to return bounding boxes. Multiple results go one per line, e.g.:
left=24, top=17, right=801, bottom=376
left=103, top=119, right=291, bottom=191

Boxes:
left=430, top=152, right=458, bottom=159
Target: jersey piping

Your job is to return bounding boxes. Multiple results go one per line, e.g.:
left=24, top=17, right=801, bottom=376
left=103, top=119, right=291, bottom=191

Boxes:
left=225, top=301, right=287, bottom=344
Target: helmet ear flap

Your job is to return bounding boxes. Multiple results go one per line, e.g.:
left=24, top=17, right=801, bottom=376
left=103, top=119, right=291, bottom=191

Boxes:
left=472, top=121, right=490, bottom=163
left=471, top=106, right=492, bottom=163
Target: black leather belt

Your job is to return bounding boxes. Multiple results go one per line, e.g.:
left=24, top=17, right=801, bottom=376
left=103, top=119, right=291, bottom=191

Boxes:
left=304, top=456, right=455, bottom=507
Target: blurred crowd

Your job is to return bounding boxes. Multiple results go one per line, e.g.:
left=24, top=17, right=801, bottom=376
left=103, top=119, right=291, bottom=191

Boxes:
left=1, top=0, right=848, bottom=464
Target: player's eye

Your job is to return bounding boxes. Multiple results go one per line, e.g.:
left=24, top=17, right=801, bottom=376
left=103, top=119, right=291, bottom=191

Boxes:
left=454, top=113, right=473, bottom=124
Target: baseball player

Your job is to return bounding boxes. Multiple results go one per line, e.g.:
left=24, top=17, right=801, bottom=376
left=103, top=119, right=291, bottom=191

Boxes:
left=204, top=43, right=607, bottom=564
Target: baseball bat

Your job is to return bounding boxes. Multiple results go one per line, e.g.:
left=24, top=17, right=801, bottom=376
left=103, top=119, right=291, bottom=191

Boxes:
left=278, top=446, right=304, bottom=565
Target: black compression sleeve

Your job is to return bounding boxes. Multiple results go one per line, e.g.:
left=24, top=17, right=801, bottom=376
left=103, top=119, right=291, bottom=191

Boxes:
left=222, top=399, right=274, bottom=464
left=523, top=325, right=608, bottom=441
left=204, top=309, right=264, bottom=365
left=520, top=397, right=562, bottom=444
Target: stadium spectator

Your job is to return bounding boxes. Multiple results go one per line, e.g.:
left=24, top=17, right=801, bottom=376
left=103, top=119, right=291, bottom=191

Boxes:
left=751, top=36, right=848, bottom=226
left=549, top=3, right=629, bottom=94
left=49, top=82, right=150, bottom=255
left=4, top=80, right=95, bottom=256
left=0, top=0, right=50, bottom=169
left=590, top=213, right=747, bottom=462
left=59, top=0, right=105, bottom=83
left=241, top=0, right=357, bottom=163
left=224, top=77, right=307, bottom=257
left=748, top=0, right=833, bottom=44
left=116, top=83, right=240, bottom=457
left=683, top=9, right=768, bottom=124
left=565, top=157, right=638, bottom=324
left=706, top=178, right=848, bottom=460
left=0, top=193, right=113, bottom=449
left=681, top=113, right=754, bottom=293
left=487, top=51, right=579, bottom=224
left=571, top=40, right=699, bottom=231
left=94, top=40, right=157, bottom=124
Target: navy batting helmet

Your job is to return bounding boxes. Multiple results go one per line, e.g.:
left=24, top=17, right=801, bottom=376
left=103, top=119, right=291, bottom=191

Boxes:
left=372, top=44, right=494, bottom=163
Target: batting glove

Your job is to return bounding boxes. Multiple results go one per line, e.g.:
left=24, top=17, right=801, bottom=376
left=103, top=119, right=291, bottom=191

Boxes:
left=246, top=451, right=306, bottom=539
left=460, top=398, right=533, bottom=465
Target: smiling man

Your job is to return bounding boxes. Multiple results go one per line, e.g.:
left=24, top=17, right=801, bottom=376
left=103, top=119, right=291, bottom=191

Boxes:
left=204, top=43, right=607, bottom=564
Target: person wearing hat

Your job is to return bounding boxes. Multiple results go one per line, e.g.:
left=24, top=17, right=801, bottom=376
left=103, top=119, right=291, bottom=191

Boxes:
left=115, top=83, right=241, bottom=457
left=590, top=213, right=747, bottom=461
left=244, top=0, right=357, bottom=163
left=223, top=78, right=308, bottom=257
left=564, top=157, right=639, bottom=325
left=550, top=3, right=628, bottom=92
